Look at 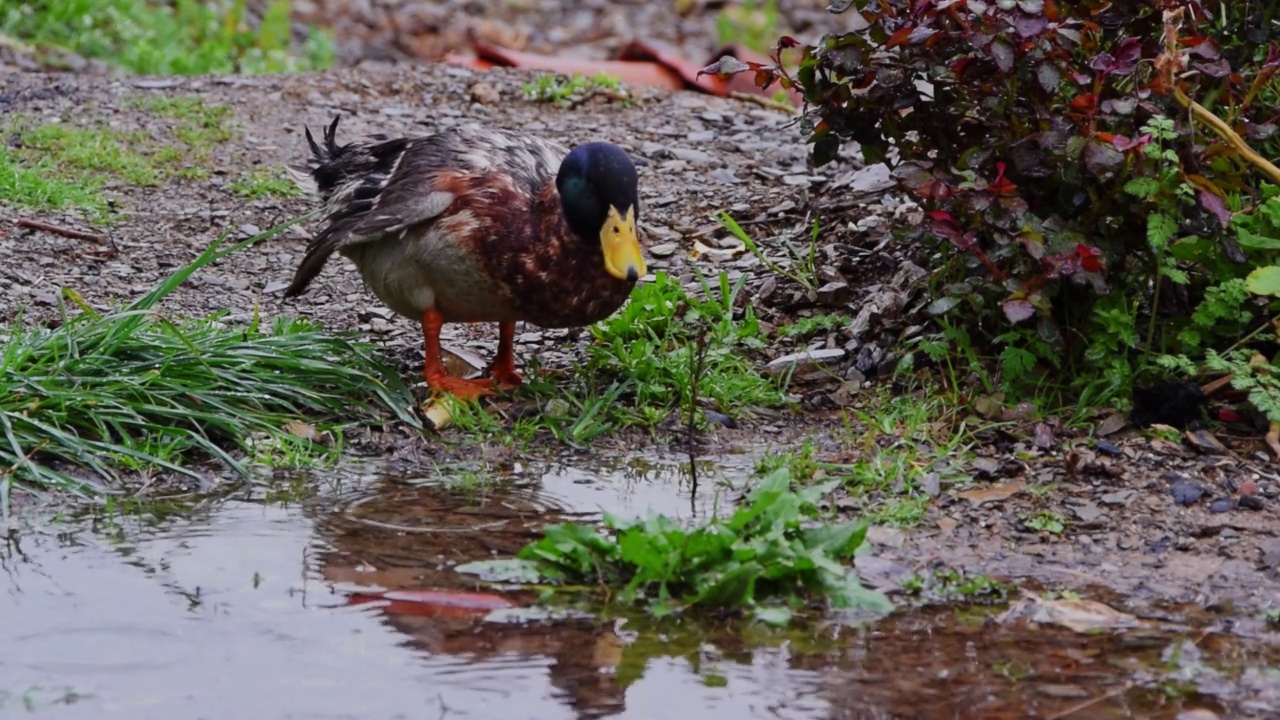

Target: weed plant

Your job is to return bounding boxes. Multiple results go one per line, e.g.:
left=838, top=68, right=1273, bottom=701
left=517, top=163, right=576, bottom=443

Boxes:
left=447, top=269, right=789, bottom=445
left=457, top=467, right=893, bottom=624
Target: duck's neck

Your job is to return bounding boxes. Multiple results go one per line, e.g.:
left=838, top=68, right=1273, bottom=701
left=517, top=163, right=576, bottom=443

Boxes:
left=536, top=182, right=594, bottom=261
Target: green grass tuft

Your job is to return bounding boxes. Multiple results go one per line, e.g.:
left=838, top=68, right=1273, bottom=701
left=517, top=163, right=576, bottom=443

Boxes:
left=1, top=99, right=237, bottom=219
left=755, top=387, right=982, bottom=526
left=584, top=270, right=783, bottom=415
left=447, top=269, right=790, bottom=444
left=522, top=72, right=626, bottom=106
left=0, top=0, right=335, bottom=76
left=20, top=123, right=162, bottom=187
left=0, top=223, right=421, bottom=515
left=0, top=145, right=109, bottom=217
left=231, top=166, right=302, bottom=199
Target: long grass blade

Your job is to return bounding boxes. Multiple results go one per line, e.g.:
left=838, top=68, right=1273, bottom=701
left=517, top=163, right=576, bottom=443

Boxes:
left=0, top=211, right=416, bottom=513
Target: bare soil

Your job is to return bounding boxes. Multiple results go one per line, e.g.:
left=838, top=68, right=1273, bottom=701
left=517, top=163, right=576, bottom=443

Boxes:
left=1, top=62, right=1278, bottom=629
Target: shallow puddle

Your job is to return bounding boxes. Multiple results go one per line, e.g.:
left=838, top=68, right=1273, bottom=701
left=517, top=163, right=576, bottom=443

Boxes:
left=2, top=456, right=1277, bottom=719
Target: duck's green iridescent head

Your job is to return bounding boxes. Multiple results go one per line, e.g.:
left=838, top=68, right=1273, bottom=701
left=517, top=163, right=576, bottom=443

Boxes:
left=556, top=142, right=647, bottom=282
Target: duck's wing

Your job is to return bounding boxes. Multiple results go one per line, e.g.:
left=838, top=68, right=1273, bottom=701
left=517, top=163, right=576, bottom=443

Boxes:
left=285, top=118, right=458, bottom=297
left=285, top=119, right=569, bottom=297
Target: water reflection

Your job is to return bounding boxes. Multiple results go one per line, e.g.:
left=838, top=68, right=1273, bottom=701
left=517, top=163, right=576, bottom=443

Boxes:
left=0, top=456, right=1273, bottom=719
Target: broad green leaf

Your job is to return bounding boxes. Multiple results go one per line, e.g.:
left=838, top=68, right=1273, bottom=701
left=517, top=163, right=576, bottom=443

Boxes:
left=828, top=574, right=895, bottom=614
left=796, top=478, right=842, bottom=505
left=1246, top=266, right=1280, bottom=297
left=1259, top=197, right=1280, bottom=227
left=926, top=296, right=961, bottom=316
left=618, top=527, right=663, bottom=574
left=802, top=521, right=867, bottom=558
left=1168, top=236, right=1213, bottom=261
left=727, top=468, right=792, bottom=531
left=454, top=558, right=545, bottom=584
left=692, top=561, right=761, bottom=606
left=1236, top=227, right=1280, bottom=250
left=752, top=606, right=793, bottom=626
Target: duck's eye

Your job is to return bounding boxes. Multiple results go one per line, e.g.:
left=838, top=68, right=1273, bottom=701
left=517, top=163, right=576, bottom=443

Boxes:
left=612, top=226, right=620, bottom=235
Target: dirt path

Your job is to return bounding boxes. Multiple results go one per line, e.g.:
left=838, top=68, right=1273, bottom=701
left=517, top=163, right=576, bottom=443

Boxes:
left=2, top=63, right=1279, bottom=635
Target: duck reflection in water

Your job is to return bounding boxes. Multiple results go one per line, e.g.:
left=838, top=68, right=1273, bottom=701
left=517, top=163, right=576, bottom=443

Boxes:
left=312, top=474, right=629, bottom=718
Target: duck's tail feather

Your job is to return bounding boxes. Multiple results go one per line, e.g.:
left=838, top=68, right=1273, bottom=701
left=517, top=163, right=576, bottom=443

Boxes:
left=287, top=115, right=348, bottom=199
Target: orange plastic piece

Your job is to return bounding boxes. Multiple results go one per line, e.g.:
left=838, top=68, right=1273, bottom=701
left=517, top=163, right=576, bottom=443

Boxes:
left=444, top=36, right=803, bottom=105
left=470, top=38, right=686, bottom=90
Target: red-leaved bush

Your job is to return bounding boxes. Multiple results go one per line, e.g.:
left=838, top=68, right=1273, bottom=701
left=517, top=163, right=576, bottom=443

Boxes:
left=706, top=0, right=1280, bottom=397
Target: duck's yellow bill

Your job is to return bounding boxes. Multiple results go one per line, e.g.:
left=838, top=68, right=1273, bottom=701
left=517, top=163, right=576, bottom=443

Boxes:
left=600, top=205, right=646, bottom=282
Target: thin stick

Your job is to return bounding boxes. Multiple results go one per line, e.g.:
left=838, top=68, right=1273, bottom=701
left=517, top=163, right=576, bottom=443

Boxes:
left=1199, top=373, right=1234, bottom=397
left=17, top=218, right=108, bottom=244
left=1266, top=422, right=1280, bottom=460
left=728, top=90, right=799, bottom=114
left=1044, top=681, right=1133, bottom=720
left=1160, top=9, right=1280, bottom=186
left=1172, top=87, right=1280, bottom=186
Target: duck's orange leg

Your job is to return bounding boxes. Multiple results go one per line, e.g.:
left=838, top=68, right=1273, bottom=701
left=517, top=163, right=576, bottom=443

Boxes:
left=485, top=320, right=524, bottom=390
left=421, top=308, right=492, bottom=401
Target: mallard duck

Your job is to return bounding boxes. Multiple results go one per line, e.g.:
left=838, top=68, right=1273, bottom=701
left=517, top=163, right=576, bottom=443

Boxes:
left=283, top=116, right=648, bottom=400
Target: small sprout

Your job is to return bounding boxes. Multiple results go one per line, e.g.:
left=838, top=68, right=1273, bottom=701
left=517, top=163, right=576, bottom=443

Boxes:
left=1026, top=511, right=1066, bottom=536
left=522, top=72, right=627, bottom=106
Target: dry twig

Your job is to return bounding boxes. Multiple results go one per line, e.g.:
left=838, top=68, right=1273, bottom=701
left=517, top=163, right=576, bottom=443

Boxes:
left=17, top=218, right=108, bottom=244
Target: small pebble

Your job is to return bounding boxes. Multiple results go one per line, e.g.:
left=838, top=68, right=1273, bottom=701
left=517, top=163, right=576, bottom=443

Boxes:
left=703, top=410, right=735, bottom=428
left=1238, top=494, right=1264, bottom=511
left=709, top=168, right=739, bottom=183
left=1073, top=503, right=1104, bottom=522
left=1171, top=481, right=1205, bottom=506
left=669, top=147, right=712, bottom=165
left=971, top=457, right=1001, bottom=476
left=920, top=472, right=941, bottom=498
left=1095, top=439, right=1122, bottom=457
left=648, top=242, right=678, bottom=258
left=469, top=82, right=500, bottom=105
left=1208, top=497, right=1235, bottom=514
left=1100, top=490, right=1135, bottom=506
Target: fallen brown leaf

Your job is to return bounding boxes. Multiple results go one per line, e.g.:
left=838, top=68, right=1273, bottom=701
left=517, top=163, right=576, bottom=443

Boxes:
left=999, top=592, right=1146, bottom=633
left=1096, top=411, right=1128, bottom=437
left=1031, top=597, right=1143, bottom=633
left=1184, top=427, right=1229, bottom=455
left=958, top=480, right=1026, bottom=505
left=283, top=420, right=332, bottom=446
left=424, top=401, right=453, bottom=431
